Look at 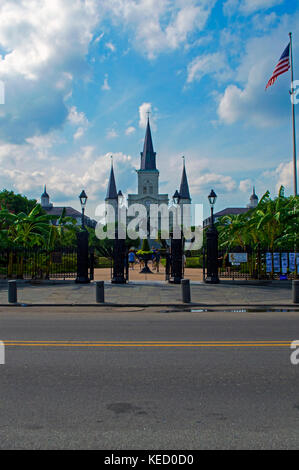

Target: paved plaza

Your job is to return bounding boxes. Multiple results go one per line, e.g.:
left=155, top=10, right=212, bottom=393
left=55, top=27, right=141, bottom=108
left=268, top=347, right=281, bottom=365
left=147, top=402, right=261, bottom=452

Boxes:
left=0, top=277, right=293, bottom=307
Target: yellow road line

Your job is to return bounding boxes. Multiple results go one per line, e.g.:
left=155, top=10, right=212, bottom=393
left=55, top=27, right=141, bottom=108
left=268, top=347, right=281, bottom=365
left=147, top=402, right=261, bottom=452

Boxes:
left=2, top=340, right=292, bottom=348
left=2, top=340, right=292, bottom=344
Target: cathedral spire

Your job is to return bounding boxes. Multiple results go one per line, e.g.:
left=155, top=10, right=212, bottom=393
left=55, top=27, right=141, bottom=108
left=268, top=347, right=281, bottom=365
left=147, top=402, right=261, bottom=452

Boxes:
left=105, top=158, right=118, bottom=200
left=179, top=156, right=191, bottom=200
left=140, top=117, right=157, bottom=170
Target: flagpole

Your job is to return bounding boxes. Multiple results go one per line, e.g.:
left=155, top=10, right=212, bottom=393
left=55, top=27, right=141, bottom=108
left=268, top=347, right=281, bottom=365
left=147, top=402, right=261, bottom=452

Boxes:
left=289, top=32, right=298, bottom=196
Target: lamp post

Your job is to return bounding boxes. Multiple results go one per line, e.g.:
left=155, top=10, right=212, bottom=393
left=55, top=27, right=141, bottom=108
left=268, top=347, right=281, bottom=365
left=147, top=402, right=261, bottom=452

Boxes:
left=205, top=189, right=219, bottom=284
left=168, top=190, right=183, bottom=284
left=112, top=189, right=126, bottom=284
left=76, top=189, right=90, bottom=283
left=79, top=189, right=88, bottom=228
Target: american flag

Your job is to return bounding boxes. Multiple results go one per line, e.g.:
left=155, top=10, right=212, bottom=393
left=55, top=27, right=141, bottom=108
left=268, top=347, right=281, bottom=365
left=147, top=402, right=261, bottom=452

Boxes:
left=266, top=43, right=290, bottom=89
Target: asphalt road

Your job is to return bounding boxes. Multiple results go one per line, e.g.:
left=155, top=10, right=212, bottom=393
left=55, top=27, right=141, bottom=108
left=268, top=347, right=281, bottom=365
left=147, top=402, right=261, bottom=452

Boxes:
left=1, top=306, right=299, bottom=450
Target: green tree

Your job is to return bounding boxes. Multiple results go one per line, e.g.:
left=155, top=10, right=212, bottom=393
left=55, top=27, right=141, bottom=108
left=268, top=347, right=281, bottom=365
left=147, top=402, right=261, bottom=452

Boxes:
left=0, top=189, right=41, bottom=214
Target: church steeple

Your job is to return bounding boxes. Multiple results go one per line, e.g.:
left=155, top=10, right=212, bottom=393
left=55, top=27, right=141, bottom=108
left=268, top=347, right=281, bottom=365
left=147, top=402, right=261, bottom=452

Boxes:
left=41, top=185, right=53, bottom=209
left=105, top=159, right=118, bottom=200
left=179, top=157, right=191, bottom=201
left=140, top=117, right=157, bottom=170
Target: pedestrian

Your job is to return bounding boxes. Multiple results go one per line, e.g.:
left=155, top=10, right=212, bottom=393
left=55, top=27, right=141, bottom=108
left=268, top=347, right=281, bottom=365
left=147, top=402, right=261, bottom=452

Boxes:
left=128, top=250, right=136, bottom=270
left=154, top=250, right=161, bottom=273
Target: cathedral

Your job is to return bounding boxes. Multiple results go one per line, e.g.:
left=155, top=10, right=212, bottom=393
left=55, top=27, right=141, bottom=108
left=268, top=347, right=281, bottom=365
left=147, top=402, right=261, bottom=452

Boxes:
left=105, top=117, right=191, bottom=235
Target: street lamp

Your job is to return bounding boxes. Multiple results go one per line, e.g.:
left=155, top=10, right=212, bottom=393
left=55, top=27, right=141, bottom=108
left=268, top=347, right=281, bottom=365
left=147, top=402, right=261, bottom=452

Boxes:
left=205, top=189, right=219, bottom=284
left=208, top=189, right=217, bottom=225
left=76, top=189, right=90, bottom=284
left=79, top=189, right=88, bottom=228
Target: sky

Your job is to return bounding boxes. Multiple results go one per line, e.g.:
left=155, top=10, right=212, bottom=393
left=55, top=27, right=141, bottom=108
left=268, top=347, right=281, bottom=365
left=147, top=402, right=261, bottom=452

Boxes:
left=0, top=0, right=298, bottom=219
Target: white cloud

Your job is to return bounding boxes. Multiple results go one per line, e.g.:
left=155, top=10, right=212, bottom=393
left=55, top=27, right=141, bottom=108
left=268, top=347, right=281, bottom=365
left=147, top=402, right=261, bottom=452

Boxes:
left=0, top=139, right=135, bottom=206
left=102, top=73, right=111, bottom=91
left=67, top=106, right=89, bottom=140
left=103, top=0, right=216, bottom=59
left=190, top=172, right=237, bottom=193
left=0, top=0, right=100, bottom=143
left=106, top=128, right=118, bottom=139
left=239, top=179, right=252, bottom=192
left=217, top=14, right=299, bottom=127
left=125, top=126, right=136, bottom=135
left=94, top=32, right=104, bottom=43
left=73, top=127, right=85, bottom=140
left=240, top=0, right=284, bottom=15
left=139, top=102, right=153, bottom=129
left=252, top=12, right=278, bottom=31
left=67, top=106, right=88, bottom=126
left=186, top=52, right=232, bottom=84
left=105, top=42, right=116, bottom=52
left=223, top=0, right=283, bottom=16
left=274, top=160, right=299, bottom=192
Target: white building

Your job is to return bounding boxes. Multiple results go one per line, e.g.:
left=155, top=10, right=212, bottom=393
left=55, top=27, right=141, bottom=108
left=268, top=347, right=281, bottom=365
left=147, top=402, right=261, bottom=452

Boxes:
left=40, top=186, right=96, bottom=228
left=105, top=118, right=192, bottom=238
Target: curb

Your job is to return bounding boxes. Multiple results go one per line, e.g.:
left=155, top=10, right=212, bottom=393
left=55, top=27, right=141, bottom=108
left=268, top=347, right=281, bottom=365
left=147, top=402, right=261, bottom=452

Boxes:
left=0, top=303, right=298, bottom=309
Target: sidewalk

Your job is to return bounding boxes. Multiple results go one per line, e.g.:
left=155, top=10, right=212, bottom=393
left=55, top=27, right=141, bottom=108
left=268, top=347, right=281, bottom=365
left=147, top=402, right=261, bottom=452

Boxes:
left=0, top=279, right=294, bottom=306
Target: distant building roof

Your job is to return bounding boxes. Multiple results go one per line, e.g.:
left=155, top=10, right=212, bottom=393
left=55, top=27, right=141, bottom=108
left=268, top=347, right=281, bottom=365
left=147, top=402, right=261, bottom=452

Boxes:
left=105, top=162, right=118, bottom=200
left=203, top=207, right=249, bottom=227
left=179, top=160, right=191, bottom=200
left=41, top=185, right=49, bottom=198
left=43, top=206, right=82, bottom=218
left=140, top=117, right=157, bottom=171
left=250, top=186, right=258, bottom=201
left=214, top=208, right=249, bottom=217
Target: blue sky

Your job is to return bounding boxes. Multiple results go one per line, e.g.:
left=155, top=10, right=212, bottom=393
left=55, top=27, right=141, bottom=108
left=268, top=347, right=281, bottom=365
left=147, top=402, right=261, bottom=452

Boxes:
left=0, top=0, right=298, bottom=219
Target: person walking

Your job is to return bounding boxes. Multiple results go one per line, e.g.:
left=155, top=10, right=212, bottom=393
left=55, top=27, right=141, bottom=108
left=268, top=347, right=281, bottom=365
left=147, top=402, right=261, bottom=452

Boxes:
left=128, top=251, right=136, bottom=270
left=154, top=250, right=161, bottom=273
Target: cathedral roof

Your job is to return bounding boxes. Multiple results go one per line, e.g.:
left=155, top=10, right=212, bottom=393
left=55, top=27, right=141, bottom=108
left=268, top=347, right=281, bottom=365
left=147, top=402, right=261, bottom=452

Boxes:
left=140, top=118, right=157, bottom=171
left=41, top=185, right=49, bottom=198
left=179, top=159, right=191, bottom=200
left=105, top=162, right=118, bottom=200
left=250, top=186, right=258, bottom=201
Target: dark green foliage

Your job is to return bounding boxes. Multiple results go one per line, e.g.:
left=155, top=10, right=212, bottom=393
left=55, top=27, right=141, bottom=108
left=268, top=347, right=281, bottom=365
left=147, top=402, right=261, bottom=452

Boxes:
left=0, top=189, right=42, bottom=214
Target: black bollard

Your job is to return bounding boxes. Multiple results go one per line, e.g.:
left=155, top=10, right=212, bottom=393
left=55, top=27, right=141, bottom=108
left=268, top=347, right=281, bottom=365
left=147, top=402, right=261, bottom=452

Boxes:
left=8, top=280, right=17, bottom=303
left=293, top=280, right=299, bottom=304
left=181, top=279, right=191, bottom=303
left=96, top=281, right=105, bottom=303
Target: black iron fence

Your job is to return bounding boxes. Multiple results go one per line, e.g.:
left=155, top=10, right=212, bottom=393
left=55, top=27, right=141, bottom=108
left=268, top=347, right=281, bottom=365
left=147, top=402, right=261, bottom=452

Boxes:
left=215, top=248, right=299, bottom=280
left=0, top=248, right=94, bottom=280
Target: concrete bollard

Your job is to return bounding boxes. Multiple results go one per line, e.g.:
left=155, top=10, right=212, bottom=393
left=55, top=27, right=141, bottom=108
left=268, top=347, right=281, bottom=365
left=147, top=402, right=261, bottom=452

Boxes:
left=8, top=280, right=17, bottom=303
left=181, top=279, right=191, bottom=303
left=293, top=280, right=299, bottom=304
left=96, top=281, right=105, bottom=303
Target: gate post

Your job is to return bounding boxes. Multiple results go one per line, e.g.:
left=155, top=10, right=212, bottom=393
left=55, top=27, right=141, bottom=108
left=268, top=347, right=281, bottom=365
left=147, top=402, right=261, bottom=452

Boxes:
left=169, top=236, right=183, bottom=284
left=76, top=230, right=90, bottom=283
left=205, top=225, right=219, bottom=284
left=89, top=248, right=94, bottom=281
left=112, top=233, right=126, bottom=284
